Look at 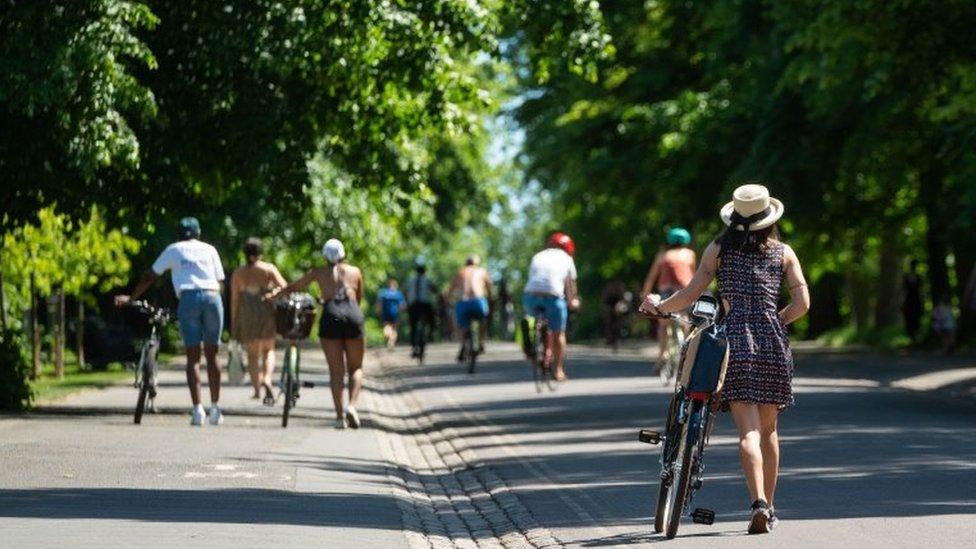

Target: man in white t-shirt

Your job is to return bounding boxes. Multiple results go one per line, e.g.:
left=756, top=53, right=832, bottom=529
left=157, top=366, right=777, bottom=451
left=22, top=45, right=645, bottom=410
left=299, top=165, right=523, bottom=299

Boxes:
left=522, top=232, right=581, bottom=381
left=116, top=217, right=226, bottom=426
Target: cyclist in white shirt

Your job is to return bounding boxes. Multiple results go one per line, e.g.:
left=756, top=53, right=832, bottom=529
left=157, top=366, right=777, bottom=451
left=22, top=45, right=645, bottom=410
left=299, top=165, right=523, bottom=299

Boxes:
left=116, top=217, right=226, bottom=426
left=523, top=232, right=581, bottom=381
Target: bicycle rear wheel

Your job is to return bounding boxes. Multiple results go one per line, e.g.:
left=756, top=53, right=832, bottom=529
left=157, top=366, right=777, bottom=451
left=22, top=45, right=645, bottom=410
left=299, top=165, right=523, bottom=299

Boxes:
left=466, top=329, right=477, bottom=374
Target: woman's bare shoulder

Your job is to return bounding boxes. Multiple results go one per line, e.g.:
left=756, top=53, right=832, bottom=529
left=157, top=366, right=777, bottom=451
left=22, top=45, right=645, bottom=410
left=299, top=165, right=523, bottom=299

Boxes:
left=780, top=242, right=798, bottom=261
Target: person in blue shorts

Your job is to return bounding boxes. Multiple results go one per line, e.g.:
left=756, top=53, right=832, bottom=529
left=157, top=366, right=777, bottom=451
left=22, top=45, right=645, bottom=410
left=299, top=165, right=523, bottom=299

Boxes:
left=446, top=255, right=493, bottom=360
left=523, top=233, right=580, bottom=381
left=115, top=217, right=227, bottom=426
left=377, top=279, right=406, bottom=350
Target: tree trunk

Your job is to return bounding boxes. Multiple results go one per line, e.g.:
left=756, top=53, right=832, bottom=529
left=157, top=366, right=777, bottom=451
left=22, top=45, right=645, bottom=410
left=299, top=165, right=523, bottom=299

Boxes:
left=0, top=244, right=7, bottom=330
left=76, top=298, right=86, bottom=368
left=922, top=168, right=951, bottom=304
left=874, top=231, right=901, bottom=329
left=55, top=289, right=65, bottom=379
left=848, top=235, right=871, bottom=331
left=30, top=273, right=41, bottom=380
left=953, top=249, right=975, bottom=342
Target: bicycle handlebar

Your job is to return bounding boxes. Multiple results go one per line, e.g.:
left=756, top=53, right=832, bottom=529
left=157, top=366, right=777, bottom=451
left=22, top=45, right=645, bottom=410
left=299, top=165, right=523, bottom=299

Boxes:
left=123, top=300, right=172, bottom=324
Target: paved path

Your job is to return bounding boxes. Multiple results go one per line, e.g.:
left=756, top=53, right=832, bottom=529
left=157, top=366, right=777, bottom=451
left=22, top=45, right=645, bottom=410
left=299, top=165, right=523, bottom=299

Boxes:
left=2, top=342, right=975, bottom=548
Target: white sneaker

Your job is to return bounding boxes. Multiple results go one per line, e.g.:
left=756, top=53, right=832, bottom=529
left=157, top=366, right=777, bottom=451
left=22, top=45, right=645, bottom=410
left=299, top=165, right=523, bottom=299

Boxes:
left=208, top=405, right=224, bottom=426
left=345, top=405, right=361, bottom=429
left=334, top=418, right=347, bottom=430
left=190, top=405, right=206, bottom=426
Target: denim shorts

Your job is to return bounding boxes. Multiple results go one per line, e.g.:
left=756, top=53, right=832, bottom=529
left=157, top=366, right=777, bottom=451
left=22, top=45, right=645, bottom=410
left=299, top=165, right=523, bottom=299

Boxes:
left=455, top=298, right=489, bottom=330
left=522, top=294, right=568, bottom=332
left=177, top=289, right=224, bottom=346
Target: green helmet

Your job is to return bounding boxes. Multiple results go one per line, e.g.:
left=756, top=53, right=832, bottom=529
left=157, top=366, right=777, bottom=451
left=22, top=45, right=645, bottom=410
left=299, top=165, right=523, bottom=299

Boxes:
left=666, top=227, right=691, bottom=246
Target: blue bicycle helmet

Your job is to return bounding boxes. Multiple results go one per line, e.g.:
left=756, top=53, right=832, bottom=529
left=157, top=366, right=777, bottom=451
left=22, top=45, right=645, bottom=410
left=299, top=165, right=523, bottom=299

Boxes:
left=666, top=227, right=691, bottom=246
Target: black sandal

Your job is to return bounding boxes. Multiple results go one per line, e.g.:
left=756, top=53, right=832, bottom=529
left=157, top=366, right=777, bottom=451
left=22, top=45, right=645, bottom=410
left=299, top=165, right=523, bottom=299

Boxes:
left=748, top=499, right=771, bottom=534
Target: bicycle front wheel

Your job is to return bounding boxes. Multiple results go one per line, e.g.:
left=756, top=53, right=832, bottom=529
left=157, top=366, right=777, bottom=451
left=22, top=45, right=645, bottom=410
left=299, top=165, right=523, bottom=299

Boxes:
left=281, top=345, right=297, bottom=428
left=133, top=345, right=152, bottom=424
left=665, top=400, right=703, bottom=539
left=654, top=394, right=683, bottom=532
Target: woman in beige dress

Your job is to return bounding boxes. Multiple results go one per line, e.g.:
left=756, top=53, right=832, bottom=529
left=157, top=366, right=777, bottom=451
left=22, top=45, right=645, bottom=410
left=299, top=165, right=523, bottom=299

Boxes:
left=231, top=237, right=287, bottom=405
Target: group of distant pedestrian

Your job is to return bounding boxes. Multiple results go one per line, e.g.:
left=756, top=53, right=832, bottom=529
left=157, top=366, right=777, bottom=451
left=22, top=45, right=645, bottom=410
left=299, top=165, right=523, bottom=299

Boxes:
left=902, top=258, right=976, bottom=353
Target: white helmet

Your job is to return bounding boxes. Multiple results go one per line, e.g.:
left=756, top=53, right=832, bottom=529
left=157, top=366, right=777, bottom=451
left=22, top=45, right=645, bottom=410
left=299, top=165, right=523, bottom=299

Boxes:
left=322, top=238, right=346, bottom=263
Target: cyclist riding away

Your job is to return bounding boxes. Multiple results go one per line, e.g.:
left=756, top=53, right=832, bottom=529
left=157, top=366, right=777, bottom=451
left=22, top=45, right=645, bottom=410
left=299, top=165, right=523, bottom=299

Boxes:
left=446, top=255, right=492, bottom=361
left=115, top=217, right=226, bottom=426
left=523, top=232, right=580, bottom=381
left=641, top=227, right=696, bottom=371
left=377, top=278, right=406, bottom=350
left=406, top=257, right=438, bottom=358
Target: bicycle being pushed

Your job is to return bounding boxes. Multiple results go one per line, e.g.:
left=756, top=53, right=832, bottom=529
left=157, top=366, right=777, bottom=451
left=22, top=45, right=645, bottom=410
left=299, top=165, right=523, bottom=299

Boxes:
left=123, top=301, right=172, bottom=425
left=273, top=293, right=317, bottom=428
left=638, top=295, right=727, bottom=539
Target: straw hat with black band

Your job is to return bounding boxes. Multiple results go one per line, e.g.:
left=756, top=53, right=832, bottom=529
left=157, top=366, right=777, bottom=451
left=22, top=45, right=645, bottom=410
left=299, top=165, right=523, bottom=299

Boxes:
left=719, top=184, right=784, bottom=232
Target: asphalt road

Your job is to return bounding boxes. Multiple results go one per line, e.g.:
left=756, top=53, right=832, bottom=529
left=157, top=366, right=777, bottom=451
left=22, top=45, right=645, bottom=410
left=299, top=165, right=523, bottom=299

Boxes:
left=1, top=342, right=974, bottom=548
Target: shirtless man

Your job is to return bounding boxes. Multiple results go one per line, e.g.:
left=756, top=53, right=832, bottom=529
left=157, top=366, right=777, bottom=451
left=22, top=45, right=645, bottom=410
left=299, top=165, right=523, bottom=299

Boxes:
left=446, top=255, right=493, bottom=359
left=270, top=239, right=366, bottom=430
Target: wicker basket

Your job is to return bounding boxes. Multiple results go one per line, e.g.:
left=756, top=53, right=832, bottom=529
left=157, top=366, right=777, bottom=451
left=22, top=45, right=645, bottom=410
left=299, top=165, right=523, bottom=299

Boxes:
left=274, top=293, right=317, bottom=339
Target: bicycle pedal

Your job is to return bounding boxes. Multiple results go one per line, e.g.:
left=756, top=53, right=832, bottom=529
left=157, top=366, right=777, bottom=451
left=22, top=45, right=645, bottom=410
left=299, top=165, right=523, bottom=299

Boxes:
left=691, top=508, right=715, bottom=525
left=302, top=381, right=315, bottom=388
left=638, top=429, right=662, bottom=445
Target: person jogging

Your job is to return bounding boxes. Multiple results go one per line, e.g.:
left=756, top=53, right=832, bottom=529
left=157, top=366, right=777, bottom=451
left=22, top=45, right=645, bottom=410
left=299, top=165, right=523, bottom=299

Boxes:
left=115, top=217, right=227, bottom=426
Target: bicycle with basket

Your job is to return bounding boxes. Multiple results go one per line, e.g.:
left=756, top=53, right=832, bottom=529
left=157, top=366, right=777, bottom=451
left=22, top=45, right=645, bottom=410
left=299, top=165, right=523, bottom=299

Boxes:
left=638, top=294, right=728, bottom=539
left=274, top=293, right=317, bottom=428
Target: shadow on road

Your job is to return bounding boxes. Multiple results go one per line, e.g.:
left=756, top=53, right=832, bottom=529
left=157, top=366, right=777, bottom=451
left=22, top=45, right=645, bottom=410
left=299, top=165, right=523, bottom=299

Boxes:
left=0, top=487, right=403, bottom=529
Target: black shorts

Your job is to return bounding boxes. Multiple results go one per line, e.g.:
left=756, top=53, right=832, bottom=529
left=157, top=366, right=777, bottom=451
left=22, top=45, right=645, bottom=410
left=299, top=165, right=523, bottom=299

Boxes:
left=408, top=302, right=435, bottom=323
left=319, top=300, right=364, bottom=340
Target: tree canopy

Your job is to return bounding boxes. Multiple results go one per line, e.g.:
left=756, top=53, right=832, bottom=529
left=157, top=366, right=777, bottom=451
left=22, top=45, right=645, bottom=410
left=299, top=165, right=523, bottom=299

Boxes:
left=512, top=0, right=976, bottom=338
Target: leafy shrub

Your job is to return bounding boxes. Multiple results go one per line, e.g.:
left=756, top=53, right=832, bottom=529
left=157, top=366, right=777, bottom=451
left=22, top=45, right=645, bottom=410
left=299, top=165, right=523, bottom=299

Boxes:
left=0, top=328, right=34, bottom=411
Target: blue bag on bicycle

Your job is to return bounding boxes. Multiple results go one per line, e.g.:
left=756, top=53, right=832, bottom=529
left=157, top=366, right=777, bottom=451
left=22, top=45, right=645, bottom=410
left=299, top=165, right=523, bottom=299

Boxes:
left=680, top=325, right=729, bottom=393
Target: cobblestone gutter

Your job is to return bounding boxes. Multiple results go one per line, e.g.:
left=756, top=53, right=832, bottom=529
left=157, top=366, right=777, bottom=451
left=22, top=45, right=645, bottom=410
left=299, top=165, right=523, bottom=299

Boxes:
left=366, top=359, right=562, bottom=549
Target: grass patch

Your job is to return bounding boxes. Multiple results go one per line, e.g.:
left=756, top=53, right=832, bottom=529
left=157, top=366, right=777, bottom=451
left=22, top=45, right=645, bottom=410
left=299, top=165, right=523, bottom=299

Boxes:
left=31, top=357, right=131, bottom=404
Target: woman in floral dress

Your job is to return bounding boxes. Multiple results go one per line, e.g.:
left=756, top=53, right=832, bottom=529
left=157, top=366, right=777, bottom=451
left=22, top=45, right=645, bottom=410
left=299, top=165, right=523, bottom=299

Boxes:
left=640, top=184, right=810, bottom=534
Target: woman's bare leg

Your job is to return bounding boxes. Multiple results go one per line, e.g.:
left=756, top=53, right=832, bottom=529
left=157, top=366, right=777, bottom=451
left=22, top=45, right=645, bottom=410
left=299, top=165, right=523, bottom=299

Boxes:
left=321, top=339, right=347, bottom=420
left=343, top=337, right=366, bottom=407
left=730, top=402, right=766, bottom=503
left=244, top=341, right=262, bottom=398
left=757, top=404, right=781, bottom=507
left=260, top=339, right=276, bottom=396
left=657, top=320, right=668, bottom=363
